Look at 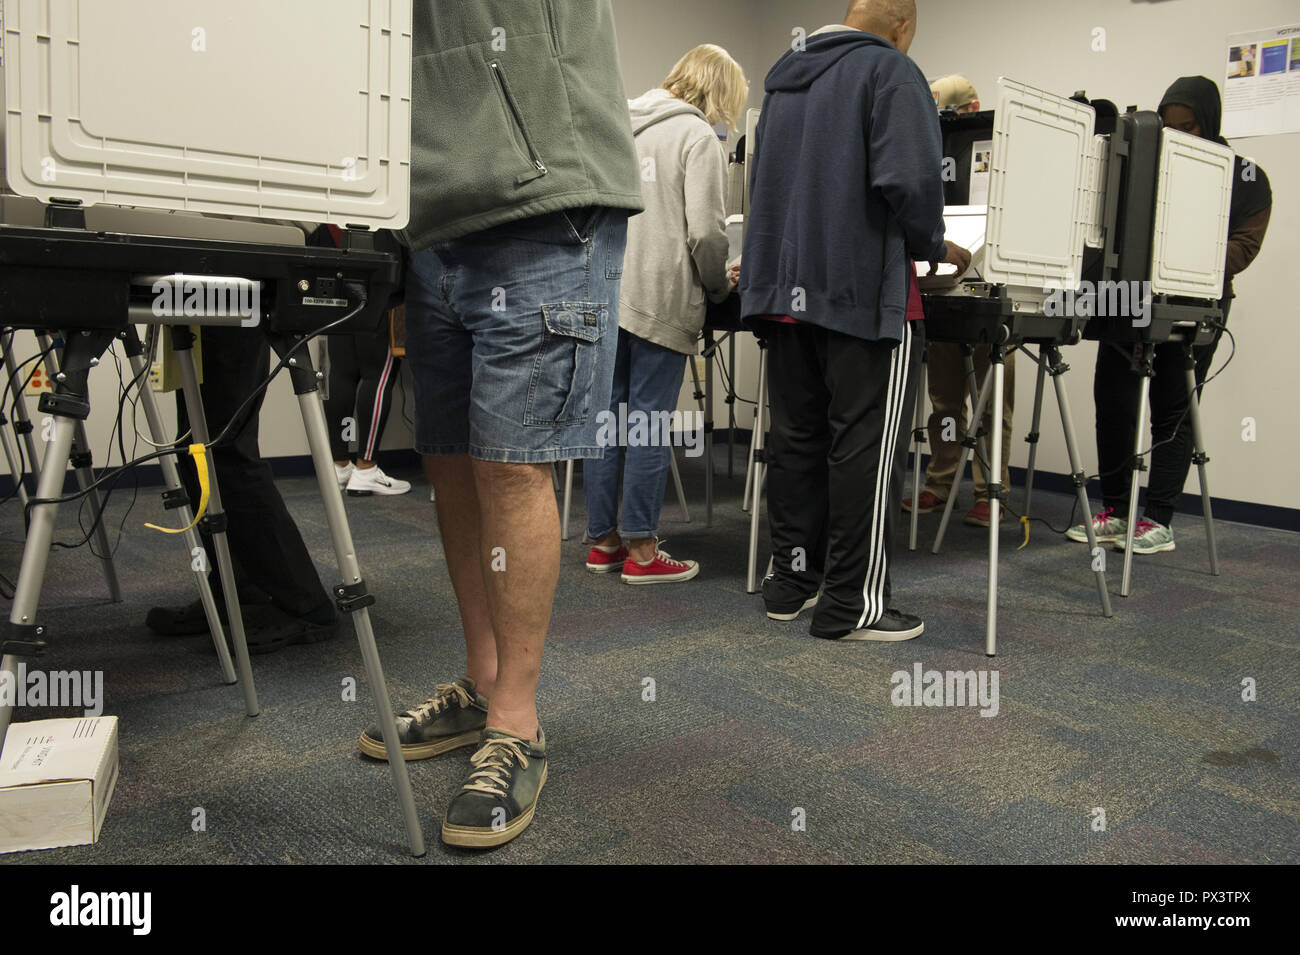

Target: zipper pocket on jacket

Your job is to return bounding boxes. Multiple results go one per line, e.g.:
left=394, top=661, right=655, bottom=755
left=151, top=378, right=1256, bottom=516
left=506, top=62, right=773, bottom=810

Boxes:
left=541, top=0, right=560, bottom=56
left=489, top=60, right=548, bottom=185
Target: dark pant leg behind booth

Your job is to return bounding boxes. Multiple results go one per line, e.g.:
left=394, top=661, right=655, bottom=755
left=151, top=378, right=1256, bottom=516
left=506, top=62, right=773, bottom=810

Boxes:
left=175, top=325, right=333, bottom=620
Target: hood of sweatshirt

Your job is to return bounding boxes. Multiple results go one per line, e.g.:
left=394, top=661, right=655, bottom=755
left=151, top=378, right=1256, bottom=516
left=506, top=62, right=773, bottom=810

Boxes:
left=628, top=87, right=708, bottom=136
left=1158, top=75, right=1227, bottom=145
left=765, top=29, right=899, bottom=93
left=1158, top=74, right=1272, bottom=222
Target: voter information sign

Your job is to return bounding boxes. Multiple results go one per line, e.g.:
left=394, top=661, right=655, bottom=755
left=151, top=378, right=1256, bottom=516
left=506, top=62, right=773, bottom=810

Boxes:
left=1222, top=22, right=1300, bottom=138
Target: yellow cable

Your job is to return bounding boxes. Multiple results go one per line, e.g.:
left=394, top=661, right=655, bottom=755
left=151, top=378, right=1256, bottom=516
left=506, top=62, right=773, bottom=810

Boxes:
left=1017, top=514, right=1030, bottom=550
left=145, top=444, right=209, bottom=533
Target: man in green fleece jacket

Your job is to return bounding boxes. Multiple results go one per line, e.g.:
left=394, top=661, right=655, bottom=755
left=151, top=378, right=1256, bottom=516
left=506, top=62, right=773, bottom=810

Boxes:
left=358, top=1, right=644, bottom=849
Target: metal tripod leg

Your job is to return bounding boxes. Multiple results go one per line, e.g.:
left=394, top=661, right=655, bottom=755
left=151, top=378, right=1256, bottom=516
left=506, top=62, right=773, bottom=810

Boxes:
left=122, top=327, right=236, bottom=684
left=702, top=333, right=715, bottom=527
left=745, top=344, right=769, bottom=594
left=273, top=338, right=425, bottom=857
left=0, top=329, right=115, bottom=753
left=1120, top=345, right=1154, bottom=598
left=1184, top=349, right=1219, bottom=576
left=2, top=331, right=43, bottom=478
left=561, top=460, right=574, bottom=542
left=908, top=344, right=928, bottom=552
left=985, top=347, right=1006, bottom=656
left=1023, top=347, right=1048, bottom=521
left=36, top=333, right=121, bottom=602
left=933, top=360, right=995, bottom=554
left=169, top=328, right=259, bottom=717
left=1046, top=346, right=1112, bottom=619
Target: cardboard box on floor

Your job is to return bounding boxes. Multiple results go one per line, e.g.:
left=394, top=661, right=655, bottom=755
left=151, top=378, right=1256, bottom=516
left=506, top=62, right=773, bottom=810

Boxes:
left=0, top=717, right=119, bottom=854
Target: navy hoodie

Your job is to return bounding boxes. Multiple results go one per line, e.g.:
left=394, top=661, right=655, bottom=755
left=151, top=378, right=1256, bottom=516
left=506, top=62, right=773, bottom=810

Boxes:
left=740, top=28, right=946, bottom=343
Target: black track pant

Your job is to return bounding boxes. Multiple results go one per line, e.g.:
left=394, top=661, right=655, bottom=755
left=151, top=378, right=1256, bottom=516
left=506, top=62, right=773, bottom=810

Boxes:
left=325, top=332, right=400, bottom=463
left=1094, top=300, right=1228, bottom=527
left=763, top=320, right=919, bottom=638
left=175, top=326, right=332, bottom=619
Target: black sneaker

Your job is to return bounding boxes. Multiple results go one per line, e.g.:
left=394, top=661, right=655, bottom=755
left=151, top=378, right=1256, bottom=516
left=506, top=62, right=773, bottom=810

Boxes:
left=358, top=678, right=489, bottom=761
left=442, top=727, right=547, bottom=849
left=235, top=607, right=338, bottom=655
left=763, top=571, right=822, bottom=621
left=834, top=608, right=924, bottom=642
left=145, top=595, right=268, bottom=636
left=765, top=589, right=821, bottom=621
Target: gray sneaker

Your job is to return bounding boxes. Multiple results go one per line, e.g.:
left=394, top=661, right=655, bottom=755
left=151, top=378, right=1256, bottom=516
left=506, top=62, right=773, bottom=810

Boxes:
left=1066, top=507, right=1128, bottom=544
left=442, top=727, right=548, bottom=849
left=358, top=678, right=488, bottom=761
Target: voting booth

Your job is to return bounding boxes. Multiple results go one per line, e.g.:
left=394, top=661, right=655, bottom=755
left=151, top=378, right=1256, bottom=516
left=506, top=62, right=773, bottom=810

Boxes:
left=917, top=78, right=1110, bottom=656
left=916, top=78, right=1238, bottom=653
left=1079, top=101, right=1235, bottom=593
left=0, top=0, right=426, bottom=855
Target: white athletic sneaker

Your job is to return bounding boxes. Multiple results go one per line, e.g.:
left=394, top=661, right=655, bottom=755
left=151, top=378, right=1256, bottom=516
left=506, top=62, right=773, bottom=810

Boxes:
left=346, top=465, right=412, bottom=496
left=334, top=462, right=355, bottom=489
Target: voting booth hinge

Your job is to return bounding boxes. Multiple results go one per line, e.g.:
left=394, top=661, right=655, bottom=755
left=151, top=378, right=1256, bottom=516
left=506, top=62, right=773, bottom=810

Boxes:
left=2, top=623, right=47, bottom=657
left=334, top=581, right=375, bottom=614
left=43, top=199, right=86, bottom=230
left=342, top=227, right=376, bottom=252
left=168, top=325, right=197, bottom=352
left=268, top=335, right=324, bottom=396
left=987, top=482, right=1003, bottom=503
left=37, top=392, right=90, bottom=421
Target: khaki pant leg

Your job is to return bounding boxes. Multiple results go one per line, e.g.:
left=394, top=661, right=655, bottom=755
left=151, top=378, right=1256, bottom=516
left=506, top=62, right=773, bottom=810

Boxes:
left=923, top=341, right=968, bottom=500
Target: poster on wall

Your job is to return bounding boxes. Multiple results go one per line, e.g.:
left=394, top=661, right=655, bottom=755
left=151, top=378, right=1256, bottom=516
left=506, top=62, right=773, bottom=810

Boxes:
left=1222, top=23, right=1300, bottom=138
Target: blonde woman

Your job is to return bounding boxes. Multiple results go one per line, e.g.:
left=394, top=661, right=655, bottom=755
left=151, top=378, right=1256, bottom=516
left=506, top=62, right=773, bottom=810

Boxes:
left=584, top=45, right=747, bottom=583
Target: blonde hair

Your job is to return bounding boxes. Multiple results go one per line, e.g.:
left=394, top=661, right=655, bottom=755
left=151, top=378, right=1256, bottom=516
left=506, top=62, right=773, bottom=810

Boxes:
left=662, top=44, right=749, bottom=130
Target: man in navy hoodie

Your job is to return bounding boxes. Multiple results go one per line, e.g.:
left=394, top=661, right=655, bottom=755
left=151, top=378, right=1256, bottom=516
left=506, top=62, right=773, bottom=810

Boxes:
left=741, top=0, right=969, bottom=641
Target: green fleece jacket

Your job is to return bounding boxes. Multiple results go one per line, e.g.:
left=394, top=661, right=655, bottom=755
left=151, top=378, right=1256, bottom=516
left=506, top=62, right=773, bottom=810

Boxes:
left=402, top=1, right=645, bottom=248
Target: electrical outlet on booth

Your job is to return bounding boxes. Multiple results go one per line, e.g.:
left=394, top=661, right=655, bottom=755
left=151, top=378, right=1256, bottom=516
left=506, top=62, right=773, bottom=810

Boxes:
left=24, top=366, right=53, bottom=395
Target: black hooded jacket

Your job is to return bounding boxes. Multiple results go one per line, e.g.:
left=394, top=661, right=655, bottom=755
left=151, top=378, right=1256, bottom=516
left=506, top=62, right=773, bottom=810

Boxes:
left=1158, top=76, right=1272, bottom=295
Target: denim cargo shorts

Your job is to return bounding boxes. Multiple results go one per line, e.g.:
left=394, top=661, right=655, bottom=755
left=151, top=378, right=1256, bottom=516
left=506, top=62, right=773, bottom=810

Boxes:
left=404, top=206, right=629, bottom=463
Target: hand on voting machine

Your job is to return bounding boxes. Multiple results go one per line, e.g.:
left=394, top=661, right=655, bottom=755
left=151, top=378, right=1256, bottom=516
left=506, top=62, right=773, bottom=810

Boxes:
left=917, top=205, right=986, bottom=289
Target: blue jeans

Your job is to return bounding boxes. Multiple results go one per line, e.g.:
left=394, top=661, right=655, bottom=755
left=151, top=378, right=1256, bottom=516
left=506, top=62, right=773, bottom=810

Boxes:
left=584, top=329, right=688, bottom=540
left=404, top=207, right=628, bottom=463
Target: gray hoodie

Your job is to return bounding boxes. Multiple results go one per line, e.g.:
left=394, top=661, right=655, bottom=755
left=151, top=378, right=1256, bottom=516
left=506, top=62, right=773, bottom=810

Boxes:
left=619, top=88, right=732, bottom=355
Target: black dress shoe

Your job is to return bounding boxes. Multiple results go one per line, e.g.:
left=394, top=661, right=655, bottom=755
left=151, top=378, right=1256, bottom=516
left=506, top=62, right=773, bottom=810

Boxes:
left=145, top=599, right=229, bottom=636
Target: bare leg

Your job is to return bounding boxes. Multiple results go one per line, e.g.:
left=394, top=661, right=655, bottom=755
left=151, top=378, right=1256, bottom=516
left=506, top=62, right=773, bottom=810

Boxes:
left=626, top=537, right=657, bottom=563
left=426, top=454, right=499, bottom=697
left=468, top=458, right=558, bottom=741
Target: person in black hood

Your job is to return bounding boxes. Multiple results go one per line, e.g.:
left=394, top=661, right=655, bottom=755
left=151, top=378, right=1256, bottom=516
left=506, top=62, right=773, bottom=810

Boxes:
left=1068, top=75, right=1271, bottom=555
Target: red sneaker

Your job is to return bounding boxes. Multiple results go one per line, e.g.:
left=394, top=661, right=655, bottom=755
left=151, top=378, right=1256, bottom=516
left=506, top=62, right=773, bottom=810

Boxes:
left=585, top=544, right=628, bottom=573
left=902, top=490, right=947, bottom=514
left=621, top=544, right=700, bottom=585
left=964, top=500, right=1003, bottom=527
